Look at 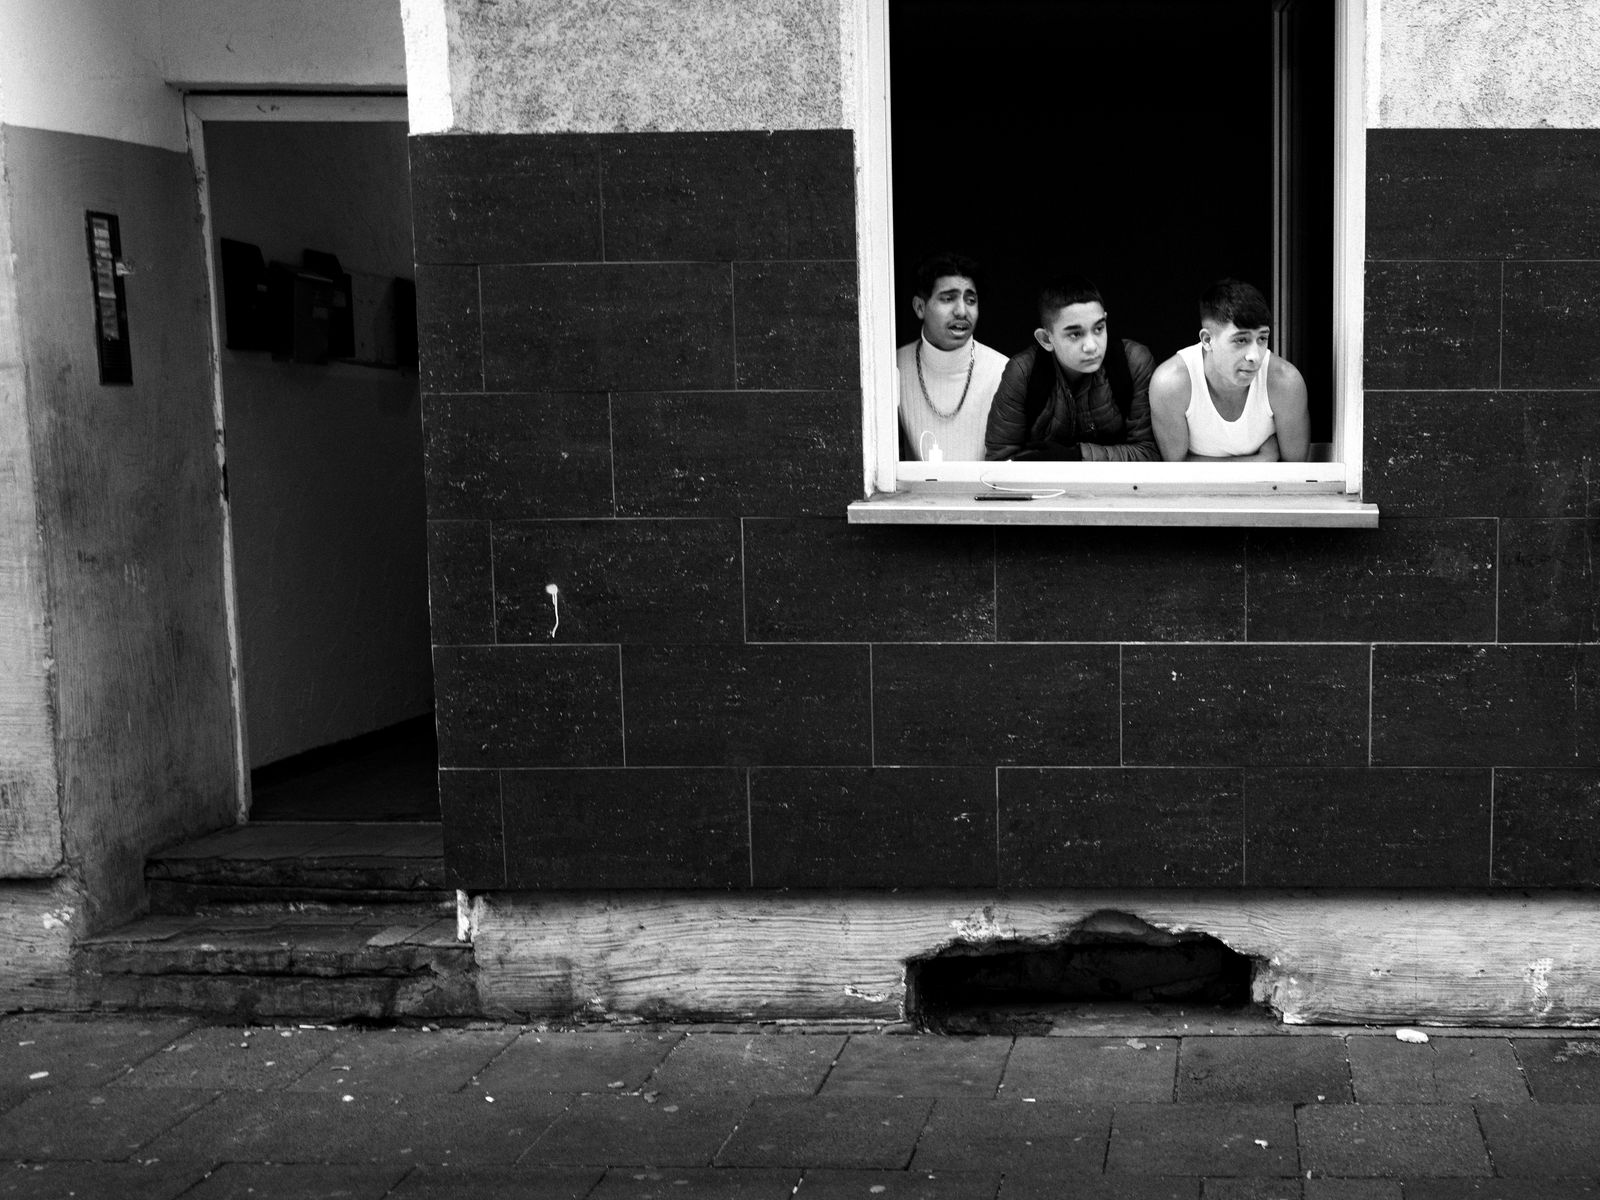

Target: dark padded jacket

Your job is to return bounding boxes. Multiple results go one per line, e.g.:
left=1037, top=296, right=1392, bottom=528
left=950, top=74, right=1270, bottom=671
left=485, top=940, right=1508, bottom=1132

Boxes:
left=982, top=339, right=1158, bottom=462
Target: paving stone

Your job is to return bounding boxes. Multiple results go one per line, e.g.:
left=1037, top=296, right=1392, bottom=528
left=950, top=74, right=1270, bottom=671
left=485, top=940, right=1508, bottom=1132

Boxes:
left=1106, top=1104, right=1298, bottom=1177
left=1176, top=1037, right=1351, bottom=1103
left=0, top=1086, right=216, bottom=1161
left=472, top=1030, right=682, bottom=1093
left=796, top=1169, right=1002, bottom=1198
left=1475, top=1103, right=1600, bottom=1176
left=1298, top=1105, right=1489, bottom=1178
left=1347, top=1037, right=1527, bottom=1104
left=1303, top=1183, right=1401, bottom=1200
left=386, top=1165, right=606, bottom=1199
left=716, top=1096, right=934, bottom=1168
left=1512, top=1036, right=1600, bottom=1101
left=526, top=1095, right=747, bottom=1167
left=1001, top=1038, right=1177, bottom=1103
left=288, top=1027, right=518, bottom=1094
left=910, top=1098, right=1109, bottom=1173
left=1202, top=1181, right=1303, bottom=1200
left=999, top=1175, right=1199, bottom=1199
left=181, top=1162, right=409, bottom=1199
left=820, top=1035, right=1009, bottom=1096
left=141, top=1090, right=568, bottom=1166
left=0, top=1160, right=209, bottom=1198
left=590, top=1166, right=802, bottom=1198
left=1404, top=1181, right=1600, bottom=1199
left=0, top=1015, right=195, bottom=1089
left=114, top=1024, right=348, bottom=1090
left=647, top=1033, right=844, bottom=1097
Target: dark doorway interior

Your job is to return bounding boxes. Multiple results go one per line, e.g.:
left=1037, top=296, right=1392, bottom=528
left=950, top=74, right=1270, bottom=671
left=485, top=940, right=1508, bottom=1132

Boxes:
left=249, top=715, right=439, bottom=822
left=890, top=0, right=1334, bottom=439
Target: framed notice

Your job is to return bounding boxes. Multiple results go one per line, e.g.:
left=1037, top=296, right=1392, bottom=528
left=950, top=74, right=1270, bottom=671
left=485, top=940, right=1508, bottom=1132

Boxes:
left=85, top=211, right=132, bottom=385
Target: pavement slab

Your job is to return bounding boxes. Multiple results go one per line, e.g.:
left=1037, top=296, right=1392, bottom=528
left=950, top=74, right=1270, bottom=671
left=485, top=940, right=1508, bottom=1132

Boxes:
left=821, top=1035, right=1011, bottom=1097
left=385, top=1164, right=607, bottom=1199
left=1176, top=1036, right=1351, bottom=1103
left=142, top=1089, right=568, bottom=1166
left=1201, top=1180, right=1303, bottom=1199
left=113, top=1024, right=349, bottom=1090
left=647, top=1032, right=845, bottom=1097
left=998, top=1174, right=1200, bottom=1199
left=1346, top=1036, right=1528, bottom=1104
left=1512, top=1037, right=1600, bottom=1101
left=1298, top=1104, right=1489, bottom=1178
left=910, top=1097, right=1110, bottom=1174
left=592, top=1166, right=802, bottom=1198
left=716, top=1095, right=934, bottom=1169
left=180, top=1161, right=409, bottom=1198
left=1001, top=1037, right=1177, bottom=1103
left=525, top=1095, right=747, bottom=1167
left=797, top=1168, right=1002, bottom=1198
left=0, top=1086, right=216, bottom=1161
left=1106, top=1103, right=1299, bottom=1177
left=1303, top=1183, right=1401, bottom=1200
left=288, top=1026, right=519, bottom=1093
left=0, top=1160, right=209, bottom=1199
left=0, top=1015, right=196, bottom=1090
left=472, top=1030, right=683, bottom=1094
left=1403, top=1181, right=1600, bottom=1198
left=1475, top=1102, right=1600, bottom=1176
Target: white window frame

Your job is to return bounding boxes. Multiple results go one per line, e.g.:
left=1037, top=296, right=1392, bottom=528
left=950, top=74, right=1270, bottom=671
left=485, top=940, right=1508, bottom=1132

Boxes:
left=847, top=0, right=1372, bottom=526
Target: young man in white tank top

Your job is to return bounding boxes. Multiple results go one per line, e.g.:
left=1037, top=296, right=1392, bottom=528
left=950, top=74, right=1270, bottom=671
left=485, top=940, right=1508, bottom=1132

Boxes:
left=1148, top=278, right=1310, bottom=462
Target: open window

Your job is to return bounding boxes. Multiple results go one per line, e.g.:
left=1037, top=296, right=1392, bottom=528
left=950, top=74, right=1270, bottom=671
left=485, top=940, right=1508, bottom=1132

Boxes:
left=848, top=0, right=1373, bottom=525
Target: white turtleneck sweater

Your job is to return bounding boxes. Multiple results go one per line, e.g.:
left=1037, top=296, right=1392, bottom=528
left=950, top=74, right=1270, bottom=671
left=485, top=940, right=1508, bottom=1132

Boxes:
left=896, top=335, right=1008, bottom=462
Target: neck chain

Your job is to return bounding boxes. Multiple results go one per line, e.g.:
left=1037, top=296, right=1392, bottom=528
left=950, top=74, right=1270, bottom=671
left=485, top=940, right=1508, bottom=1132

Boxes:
left=916, top=340, right=975, bottom=419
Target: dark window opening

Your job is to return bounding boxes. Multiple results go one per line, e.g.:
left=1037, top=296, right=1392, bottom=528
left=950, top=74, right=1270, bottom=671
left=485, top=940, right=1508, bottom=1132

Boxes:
left=890, top=0, right=1336, bottom=443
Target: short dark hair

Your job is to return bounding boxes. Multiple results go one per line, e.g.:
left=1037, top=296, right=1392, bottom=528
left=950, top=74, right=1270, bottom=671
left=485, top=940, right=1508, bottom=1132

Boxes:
left=1036, top=274, right=1105, bottom=328
left=913, top=252, right=983, bottom=300
left=1199, top=278, right=1273, bottom=330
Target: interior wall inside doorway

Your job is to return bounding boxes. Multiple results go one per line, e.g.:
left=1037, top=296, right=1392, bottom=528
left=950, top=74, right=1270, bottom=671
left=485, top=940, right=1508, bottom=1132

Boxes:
left=205, top=120, right=431, bottom=768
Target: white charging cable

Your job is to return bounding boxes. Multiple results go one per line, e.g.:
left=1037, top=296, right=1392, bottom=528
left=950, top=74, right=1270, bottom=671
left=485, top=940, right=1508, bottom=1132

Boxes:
left=545, top=583, right=560, bottom=638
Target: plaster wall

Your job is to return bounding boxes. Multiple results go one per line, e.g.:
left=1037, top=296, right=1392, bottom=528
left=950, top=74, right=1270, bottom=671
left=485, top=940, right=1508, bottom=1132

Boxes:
left=157, top=0, right=406, bottom=92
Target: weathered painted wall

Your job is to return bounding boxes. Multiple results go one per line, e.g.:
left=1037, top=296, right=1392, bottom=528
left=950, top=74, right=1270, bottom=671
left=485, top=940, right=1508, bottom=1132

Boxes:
left=205, top=121, right=431, bottom=768
left=158, top=0, right=406, bottom=91
left=6, top=125, right=238, bottom=930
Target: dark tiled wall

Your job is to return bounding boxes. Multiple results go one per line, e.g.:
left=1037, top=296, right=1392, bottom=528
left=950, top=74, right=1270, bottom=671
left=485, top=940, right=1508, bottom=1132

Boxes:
left=415, top=128, right=1600, bottom=894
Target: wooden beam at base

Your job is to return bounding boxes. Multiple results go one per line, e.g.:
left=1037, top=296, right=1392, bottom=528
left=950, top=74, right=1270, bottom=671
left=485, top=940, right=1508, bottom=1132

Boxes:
left=468, top=890, right=1600, bottom=1027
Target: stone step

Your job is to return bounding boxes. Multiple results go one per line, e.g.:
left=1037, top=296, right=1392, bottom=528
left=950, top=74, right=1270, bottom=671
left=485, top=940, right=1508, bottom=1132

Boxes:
left=77, top=905, right=480, bottom=1021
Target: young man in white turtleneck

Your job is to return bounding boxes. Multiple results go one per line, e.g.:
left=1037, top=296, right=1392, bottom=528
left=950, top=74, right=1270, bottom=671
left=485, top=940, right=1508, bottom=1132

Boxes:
left=896, top=252, right=1009, bottom=462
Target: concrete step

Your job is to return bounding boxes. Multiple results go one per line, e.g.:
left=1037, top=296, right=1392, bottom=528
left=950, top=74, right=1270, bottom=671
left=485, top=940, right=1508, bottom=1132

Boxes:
left=77, top=905, right=480, bottom=1021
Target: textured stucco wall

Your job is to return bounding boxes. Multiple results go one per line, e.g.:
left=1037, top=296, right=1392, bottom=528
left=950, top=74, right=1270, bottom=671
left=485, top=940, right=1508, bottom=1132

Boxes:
left=444, top=0, right=847, bottom=133
left=1373, top=0, right=1600, bottom=128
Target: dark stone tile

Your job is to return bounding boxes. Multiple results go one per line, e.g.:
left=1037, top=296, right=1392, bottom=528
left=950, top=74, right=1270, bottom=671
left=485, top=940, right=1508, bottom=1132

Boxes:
left=410, top=133, right=601, bottom=264
left=1204, top=1183, right=1303, bottom=1200
left=1299, top=1104, right=1488, bottom=1177
left=1493, top=769, right=1600, bottom=885
left=439, top=769, right=503, bottom=889
left=427, top=521, right=493, bottom=645
left=0, top=1087, right=213, bottom=1160
left=1470, top=1103, right=1600, bottom=1177
left=612, top=391, right=860, bottom=517
left=589, top=1168, right=801, bottom=1200
left=390, top=1166, right=605, bottom=1200
left=749, top=767, right=995, bottom=887
left=286, top=1029, right=518, bottom=1095
left=1106, top=1104, right=1298, bottom=1176
left=714, top=1096, right=932, bottom=1168
left=820, top=1037, right=1011, bottom=1098
left=1346, top=1036, right=1528, bottom=1104
left=1510, top=1037, right=1600, bottom=1101
left=114, top=1026, right=348, bottom=1090
left=999, top=769, right=1243, bottom=887
left=0, top=1015, right=195, bottom=1089
left=1122, top=645, right=1368, bottom=767
left=1500, top=520, right=1600, bottom=643
left=910, top=1098, right=1108, bottom=1172
left=1246, top=520, right=1496, bottom=643
left=1364, top=392, right=1600, bottom=518
left=623, top=644, right=871, bottom=766
left=500, top=768, right=747, bottom=888
left=480, top=263, right=734, bottom=392
left=1363, top=260, right=1501, bottom=390
left=1003, top=1177, right=1199, bottom=1200
left=602, top=131, right=854, bottom=262
left=1000, top=1037, right=1177, bottom=1103
left=1403, top=1182, right=1600, bottom=1200
left=415, top=265, right=481, bottom=393
left=733, top=261, right=859, bottom=390
left=873, top=644, right=1118, bottom=766
left=646, top=1034, right=845, bottom=1098
left=1371, top=645, right=1600, bottom=767
left=493, top=520, right=742, bottom=644
left=1306, top=1184, right=1400, bottom=1200
left=471, top=1030, right=681, bottom=1095
left=1368, top=130, right=1600, bottom=260
left=743, top=519, right=993, bottom=642
left=0, top=1161, right=209, bottom=1200
left=792, top=1169, right=1001, bottom=1200
left=996, top=527, right=1245, bottom=642
left=434, top=645, right=622, bottom=768
left=423, top=394, right=613, bottom=522
left=1175, top=1037, right=1350, bottom=1104
left=522, top=1095, right=746, bottom=1167
left=1505, top=262, right=1600, bottom=389
left=1243, top=768, right=1491, bottom=887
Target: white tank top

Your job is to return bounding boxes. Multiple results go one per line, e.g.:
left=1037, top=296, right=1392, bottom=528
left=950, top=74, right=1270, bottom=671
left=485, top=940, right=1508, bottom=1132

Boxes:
left=1178, top=343, right=1275, bottom=458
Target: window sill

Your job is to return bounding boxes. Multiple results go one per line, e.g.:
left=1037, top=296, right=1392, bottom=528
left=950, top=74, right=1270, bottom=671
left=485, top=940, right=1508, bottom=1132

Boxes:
left=847, top=481, right=1378, bottom=527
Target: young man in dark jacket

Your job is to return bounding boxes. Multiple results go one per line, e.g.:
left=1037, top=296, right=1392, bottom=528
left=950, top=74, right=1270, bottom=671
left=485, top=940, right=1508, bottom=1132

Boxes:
left=983, top=276, right=1157, bottom=462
